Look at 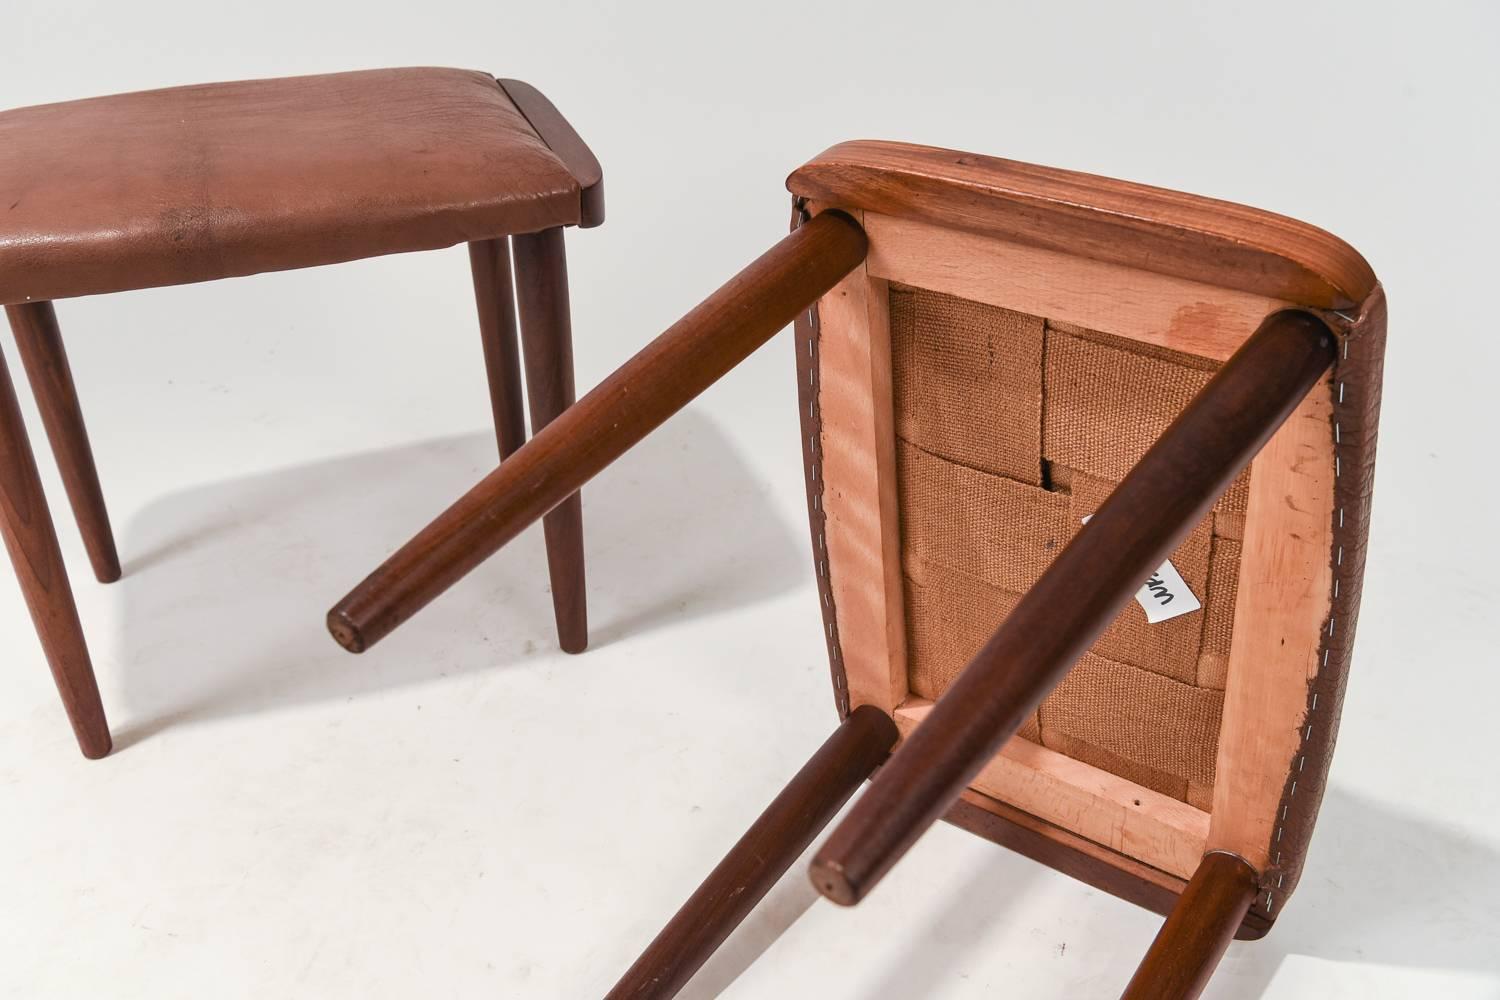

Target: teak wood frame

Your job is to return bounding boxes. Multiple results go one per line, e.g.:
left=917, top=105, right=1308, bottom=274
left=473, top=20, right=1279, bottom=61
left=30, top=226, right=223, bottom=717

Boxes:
left=806, top=202, right=1335, bottom=890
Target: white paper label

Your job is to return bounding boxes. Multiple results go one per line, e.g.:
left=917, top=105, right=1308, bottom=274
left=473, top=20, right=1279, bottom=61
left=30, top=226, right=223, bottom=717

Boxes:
left=1081, top=516, right=1201, bottom=624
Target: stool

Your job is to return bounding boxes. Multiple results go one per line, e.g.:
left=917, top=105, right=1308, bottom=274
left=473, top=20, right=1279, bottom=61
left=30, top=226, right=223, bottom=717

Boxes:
left=0, top=67, right=603, bottom=759
left=325, top=142, right=1385, bottom=998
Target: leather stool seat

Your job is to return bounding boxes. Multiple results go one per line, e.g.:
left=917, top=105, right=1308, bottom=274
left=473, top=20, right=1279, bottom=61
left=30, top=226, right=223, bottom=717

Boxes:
left=0, top=67, right=594, bottom=304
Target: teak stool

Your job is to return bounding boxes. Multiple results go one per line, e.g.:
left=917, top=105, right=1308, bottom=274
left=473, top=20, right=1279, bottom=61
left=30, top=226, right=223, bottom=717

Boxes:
left=328, top=143, right=1385, bottom=998
left=0, top=68, right=603, bottom=759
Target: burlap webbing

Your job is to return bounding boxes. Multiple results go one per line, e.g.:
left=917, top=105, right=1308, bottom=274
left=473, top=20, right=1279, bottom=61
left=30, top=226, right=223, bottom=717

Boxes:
left=903, top=559, right=1039, bottom=739
left=891, top=284, right=1246, bottom=803
left=1041, top=653, right=1223, bottom=788
left=892, top=285, right=1045, bottom=484
left=1061, top=467, right=1212, bottom=685
left=898, top=440, right=1071, bottom=595
left=1040, top=729, right=1189, bottom=801
left=904, top=554, right=1225, bottom=788
left=1044, top=322, right=1250, bottom=514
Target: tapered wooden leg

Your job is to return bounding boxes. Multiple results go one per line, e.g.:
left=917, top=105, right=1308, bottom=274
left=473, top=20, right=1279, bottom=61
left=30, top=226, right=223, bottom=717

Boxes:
left=467, top=240, right=528, bottom=461
left=328, top=212, right=868, bottom=653
left=1120, top=852, right=1259, bottom=999
left=7, top=302, right=119, bottom=584
left=511, top=227, right=587, bottom=654
left=606, top=706, right=898, bottom=1000
left=0, top=342, right=110, bottom=758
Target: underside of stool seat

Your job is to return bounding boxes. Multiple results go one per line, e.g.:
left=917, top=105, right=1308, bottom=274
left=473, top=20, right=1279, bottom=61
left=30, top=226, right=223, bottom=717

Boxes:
left=787, top=141, right=1385, bottom=931
left=304, top=132, right=1384, bottom=995
left=0, top=67, right=601, bottom=305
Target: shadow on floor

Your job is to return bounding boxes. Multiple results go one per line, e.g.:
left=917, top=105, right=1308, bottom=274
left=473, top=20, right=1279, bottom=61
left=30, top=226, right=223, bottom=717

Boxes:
left=676, top=870, right=823, bottom=1000
left=854, top=788, right=1500, bottom=998
left=107, top=409, right=805, bottom=745
left=659, top=783, right=1500, bottom=997
left=1213, top=787, right=1500, bottom=996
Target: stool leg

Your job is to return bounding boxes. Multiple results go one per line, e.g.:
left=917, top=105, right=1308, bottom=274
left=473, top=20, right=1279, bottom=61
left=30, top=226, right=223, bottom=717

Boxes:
left=606, top=706, right=899, bottom=1000
left=512, top=227, right=587, bottom=654
left=328, top=212, right=867, bottom=655
left=7, top=303, right=119, bottom=584
left=467, top=240, right=528, bottom=461
left=0, top=341, right=110, bottom=758
left=1119, top=852, right=1259, bottom=999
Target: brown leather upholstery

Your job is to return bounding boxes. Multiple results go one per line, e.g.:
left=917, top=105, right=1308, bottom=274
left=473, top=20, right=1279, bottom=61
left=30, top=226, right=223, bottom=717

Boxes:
left=0, top=68, right=589, bottom=305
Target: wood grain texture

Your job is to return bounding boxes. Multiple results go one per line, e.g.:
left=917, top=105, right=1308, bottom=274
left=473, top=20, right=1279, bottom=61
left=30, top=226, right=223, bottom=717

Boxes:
left=813, top=232, right=907, bottom=713
left=864, top=212, right=1292, bottom=362
left=606, top=706, right=898, bottom=1000
left=513, top=227, right=587, bottom=654
left=788, top=141, right=1374, bottom=309
left=896, top=702, right=1207, bottom=879
left=6, top=302, right=119, bottom=584
left=1119, top=852, right=1259, bottom=999
left=498, top=78, right=604, bottom=229
left=329, top=210, right=869, bottom=652
left=1207, top=379, right=1335, bottom=869
left=0, top=343, right=109, bottom=757
left=809, top=311, right=1336, bottom=906
left=467, top=239, right=528, bottom=461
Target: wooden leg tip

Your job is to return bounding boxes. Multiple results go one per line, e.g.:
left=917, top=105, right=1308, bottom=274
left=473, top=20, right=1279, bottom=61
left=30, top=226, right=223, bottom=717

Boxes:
left=326, top=608, right=367, bottom=654
left=809, top=860, right=861, bottom=906
left=79, top=731, right=112, bottom=759
left=558, top=629, right=588, bottom=655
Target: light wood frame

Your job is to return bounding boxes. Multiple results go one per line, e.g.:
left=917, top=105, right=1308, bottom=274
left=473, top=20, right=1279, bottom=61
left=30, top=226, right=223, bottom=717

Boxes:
left=812, top=205, right=1336, bottom=882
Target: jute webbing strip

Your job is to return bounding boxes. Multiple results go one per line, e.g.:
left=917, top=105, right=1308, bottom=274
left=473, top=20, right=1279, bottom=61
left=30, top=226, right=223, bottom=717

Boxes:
left=1065, top=467, right=1212, bottom=685
left=890, top=286, right=1250, bottom=803
left=898, top=439, right=1071, bottom=595
left=903, top=553, right=1021, bottom=701
left=891, top=284, right=1045, bottom=485
left=1039, top=652, right=1224, bottom=789
left=1044, top=325, right=1249, bottom=514
left=906, top=553, right=1223, bottom=788
left=1040, top=729, right=1189, bottom=802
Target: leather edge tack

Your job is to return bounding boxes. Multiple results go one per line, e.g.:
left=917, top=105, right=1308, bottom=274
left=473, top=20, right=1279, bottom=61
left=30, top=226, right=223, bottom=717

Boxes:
left=1254, top=283, right=1387, bottom=923
left=793, top=197, right=852, bottom=721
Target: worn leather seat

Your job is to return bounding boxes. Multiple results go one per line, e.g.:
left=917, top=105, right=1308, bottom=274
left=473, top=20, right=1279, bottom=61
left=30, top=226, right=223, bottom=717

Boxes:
left=0, top=67, right=590, bottom=304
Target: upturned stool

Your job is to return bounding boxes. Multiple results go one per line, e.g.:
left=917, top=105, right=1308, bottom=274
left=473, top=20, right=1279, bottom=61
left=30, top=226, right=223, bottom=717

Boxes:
left=328, top=142, right=1385, bottom=998
left=0, top=67, right=603, bottom=759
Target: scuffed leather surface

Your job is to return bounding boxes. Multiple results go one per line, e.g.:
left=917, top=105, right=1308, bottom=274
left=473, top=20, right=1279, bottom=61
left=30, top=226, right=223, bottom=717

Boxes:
left=1255, top=284, right=1387, bottom=922
left=791, top=198, right=851, bottom=720
left=0, top=68, right=582, bottom=304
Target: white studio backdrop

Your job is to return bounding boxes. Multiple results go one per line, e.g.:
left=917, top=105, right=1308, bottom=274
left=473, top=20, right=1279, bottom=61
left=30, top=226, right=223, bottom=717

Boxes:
left=0, top=2, right=1496, bottom=997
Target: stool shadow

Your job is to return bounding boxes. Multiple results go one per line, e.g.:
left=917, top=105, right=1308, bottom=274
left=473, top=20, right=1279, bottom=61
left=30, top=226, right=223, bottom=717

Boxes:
left=850, top=789, right=1500, bottom=998
left=676, top=870, right=822, bottom=1000
left=1212, top=788, right=1500, bottom=996
left=109, top=410, right=804, bottom=744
